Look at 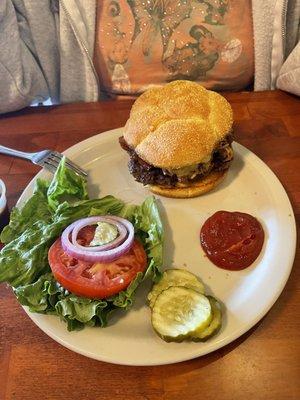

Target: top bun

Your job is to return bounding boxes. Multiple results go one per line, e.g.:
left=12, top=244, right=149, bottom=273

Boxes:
left=124, top=81, right=233, bottom=169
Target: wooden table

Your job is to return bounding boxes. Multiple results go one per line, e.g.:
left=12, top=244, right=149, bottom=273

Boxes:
left=0, top=90, right=299, bottom=400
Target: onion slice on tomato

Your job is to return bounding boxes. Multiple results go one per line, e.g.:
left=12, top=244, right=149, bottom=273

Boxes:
left=71, top=217, right=127, bottom=252
left=61, top=216, right=134, bottom=263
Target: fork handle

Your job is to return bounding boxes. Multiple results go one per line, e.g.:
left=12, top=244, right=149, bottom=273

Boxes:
left=0, top=145, right=35, bottom=161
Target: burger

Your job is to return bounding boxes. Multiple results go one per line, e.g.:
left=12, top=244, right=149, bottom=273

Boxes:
left=119, top=80, right=234, bottom=198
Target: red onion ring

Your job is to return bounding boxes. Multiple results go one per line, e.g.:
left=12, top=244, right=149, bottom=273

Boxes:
left=71, top=216, right=127, bottom=252
left=61, top=216, right=134, bottom=263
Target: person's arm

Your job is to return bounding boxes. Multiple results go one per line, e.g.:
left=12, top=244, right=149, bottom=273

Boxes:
left=276, top=1, right=300, bottom=96
left=276, top=42, right=300, bottom=96
left=0, top=1, right=52, bottom=114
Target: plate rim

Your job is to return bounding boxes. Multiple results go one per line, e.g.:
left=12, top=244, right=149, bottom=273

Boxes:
left=17, top=128, right=297, bottom=366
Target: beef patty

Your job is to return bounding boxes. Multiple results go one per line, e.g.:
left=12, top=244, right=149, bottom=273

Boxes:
left=119, top=134, right=234, bottom=187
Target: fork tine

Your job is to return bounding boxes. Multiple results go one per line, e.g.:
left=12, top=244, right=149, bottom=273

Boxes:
left=65, top=159, right=88, bottom=177
left=49, top=152, right=87, bottom=177
left=43, top=159, right=60, bottom=174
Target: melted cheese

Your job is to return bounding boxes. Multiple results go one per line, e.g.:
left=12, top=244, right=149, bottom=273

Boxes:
left=164, top=157, right=211, bottom=178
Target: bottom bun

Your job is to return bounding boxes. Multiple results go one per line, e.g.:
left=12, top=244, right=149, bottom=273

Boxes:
left=149, top=170, right=228, bottom=198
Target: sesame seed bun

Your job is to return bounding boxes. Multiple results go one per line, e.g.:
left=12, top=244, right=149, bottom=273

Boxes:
left=124, top=80, right=233, bottom=169
left=148, top=170, right=228, bottom=199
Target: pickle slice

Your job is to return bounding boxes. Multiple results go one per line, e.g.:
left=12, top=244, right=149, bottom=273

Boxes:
left=151, top=286, right=212, bottom=342
left=191, top=296, right=222, bottom=341
left=148, top=268, right=205, bottom=308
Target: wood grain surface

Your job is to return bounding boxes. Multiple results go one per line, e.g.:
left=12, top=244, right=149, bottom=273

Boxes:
left=0, top=90, right=299, bottom=400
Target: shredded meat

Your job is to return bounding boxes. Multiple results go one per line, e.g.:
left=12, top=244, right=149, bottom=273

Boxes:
left=119, top=134, right=234, bottom=187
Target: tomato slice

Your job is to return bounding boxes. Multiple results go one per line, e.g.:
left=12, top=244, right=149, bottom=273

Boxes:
left=48, top=227, right=147, bottom=299
left=200, top=211, right=264, bottom=270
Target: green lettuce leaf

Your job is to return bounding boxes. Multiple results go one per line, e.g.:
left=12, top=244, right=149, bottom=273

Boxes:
left=47, top=157, right=88, bottom=210
left=133, top=196, right=163, bottom=282
left=0, top=179, right=52, bottom=244
left=0, top=159, right=164, bottom=330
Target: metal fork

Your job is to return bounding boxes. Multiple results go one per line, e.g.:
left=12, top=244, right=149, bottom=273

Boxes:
left=0, top=145, right=87, bottom=177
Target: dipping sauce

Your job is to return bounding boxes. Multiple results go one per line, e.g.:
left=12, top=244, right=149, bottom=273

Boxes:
left=0, top=179, right=9, bottom=234
left=200, top=211, right=264, bottom=270
left=0, top=205, right=9, bottom=234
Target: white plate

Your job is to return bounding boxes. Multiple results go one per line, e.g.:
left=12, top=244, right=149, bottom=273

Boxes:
left=18, top=128, right=296, bottom=366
